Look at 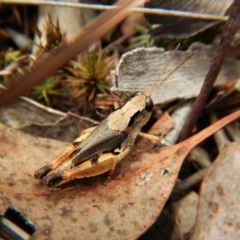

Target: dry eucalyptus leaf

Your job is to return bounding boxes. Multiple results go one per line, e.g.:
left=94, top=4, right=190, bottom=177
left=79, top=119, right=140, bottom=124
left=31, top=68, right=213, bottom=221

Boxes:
left=139, top=202, right=176, bottom=239
left=191, top=141, right=240, bottom=240
left=0, top=111, right=239, bottom=239
left=111, top=43, right=240, bottom=105
left=20, top=113, right=98, bottom=142
left=144, top=0, right=233, bottom=38
left=0, top=97, right=64, bottom=128
left=0, top=97, right=97, bottom=142
left=144, top=192, right=197, bottom=240
left=0, top=123, right=187, bottom=239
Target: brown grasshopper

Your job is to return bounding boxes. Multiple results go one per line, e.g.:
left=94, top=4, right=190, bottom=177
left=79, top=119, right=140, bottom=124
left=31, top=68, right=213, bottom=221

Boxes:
left=34, top=45, right=192, bottom=187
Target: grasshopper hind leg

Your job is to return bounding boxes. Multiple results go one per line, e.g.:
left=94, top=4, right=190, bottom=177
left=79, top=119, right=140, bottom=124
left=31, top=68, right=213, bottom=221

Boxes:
left=43, top=147, right=131, bottom=187
left=34, top=165, right=52, bottom=180
left=103, top=146, right=131, bottom=185
left=34, top=126, right=97, bottom=180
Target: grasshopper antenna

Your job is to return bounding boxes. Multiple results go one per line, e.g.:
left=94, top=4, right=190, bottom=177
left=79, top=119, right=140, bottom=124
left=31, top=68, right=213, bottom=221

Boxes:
left=152, top=52, right=195, bottom=98
left=147, top=44, right=194, bottom=98
left=147, top=43, right=180, bottom=96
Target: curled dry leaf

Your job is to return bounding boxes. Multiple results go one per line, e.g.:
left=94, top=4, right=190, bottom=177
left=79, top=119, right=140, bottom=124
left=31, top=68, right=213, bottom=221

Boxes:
left=192, top=141, right=240, bottom=239
left=144, top=0, right=233, bottom=38
left=111, top=43, right=240, bottom=105
left=0, top=110, right=240, bottom=238
left=207, top=78, right=240, bottom=110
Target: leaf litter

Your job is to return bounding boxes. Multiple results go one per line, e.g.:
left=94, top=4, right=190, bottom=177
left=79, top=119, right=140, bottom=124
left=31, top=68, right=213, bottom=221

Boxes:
left=1, top=44, right=240, bottom=239
left=1, top=108, right=240, bottom=239
left=1, top=1, right=240, bottom=239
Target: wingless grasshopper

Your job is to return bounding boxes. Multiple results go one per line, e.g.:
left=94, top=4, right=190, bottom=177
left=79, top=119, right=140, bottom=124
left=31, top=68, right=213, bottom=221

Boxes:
left=34, top=45, right=192, bottom=187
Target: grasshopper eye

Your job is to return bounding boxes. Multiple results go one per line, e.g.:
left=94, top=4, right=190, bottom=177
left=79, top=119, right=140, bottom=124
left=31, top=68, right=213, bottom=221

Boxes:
left=131, top=91, right=143, bottom=98
left=145, top=97, right=153, bottom=112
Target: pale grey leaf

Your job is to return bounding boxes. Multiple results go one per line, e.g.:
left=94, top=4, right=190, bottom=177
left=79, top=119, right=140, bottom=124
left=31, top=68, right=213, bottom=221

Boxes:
left=145, top=0, right=233, bottom=38
left=111, top=42, right=240, bottom=105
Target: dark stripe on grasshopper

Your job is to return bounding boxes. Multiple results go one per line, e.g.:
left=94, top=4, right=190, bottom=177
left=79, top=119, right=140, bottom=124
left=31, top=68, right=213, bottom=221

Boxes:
left=43, top=174, right=63, bottom=187
left=128, top=111, right=141, bottom=127
left=72, top=131, right=128, bottom=165
left=34, top=165, right=52, bottom=179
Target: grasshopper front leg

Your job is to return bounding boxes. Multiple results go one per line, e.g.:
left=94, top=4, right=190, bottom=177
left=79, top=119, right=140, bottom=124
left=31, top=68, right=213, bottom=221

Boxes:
left=138, top=132, right=159, bottom=143
left=42, top=147, right=131, bottom=187
left=34, top=126, right=97, bottom=180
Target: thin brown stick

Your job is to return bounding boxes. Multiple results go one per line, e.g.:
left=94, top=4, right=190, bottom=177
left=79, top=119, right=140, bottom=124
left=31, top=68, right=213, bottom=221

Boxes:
left=170, top=168, right=208, bottom=201
left=179, top=0, right=240, bottom=142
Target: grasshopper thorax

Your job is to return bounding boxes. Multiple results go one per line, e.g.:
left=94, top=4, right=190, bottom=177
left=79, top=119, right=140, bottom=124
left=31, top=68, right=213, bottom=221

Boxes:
left=126, top=91, right=153, bottom=129
left=131, top=91, right=153, bottom=112
left=107, top=91, right=153, bottom=134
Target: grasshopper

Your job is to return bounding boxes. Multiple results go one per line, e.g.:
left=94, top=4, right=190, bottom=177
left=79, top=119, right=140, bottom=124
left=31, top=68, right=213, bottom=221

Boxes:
left=34, top=45, right=192, bottom=187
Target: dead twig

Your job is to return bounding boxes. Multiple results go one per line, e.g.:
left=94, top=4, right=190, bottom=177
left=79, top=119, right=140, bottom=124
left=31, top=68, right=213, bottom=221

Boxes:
left=179, top=0, right=240, bottom=141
